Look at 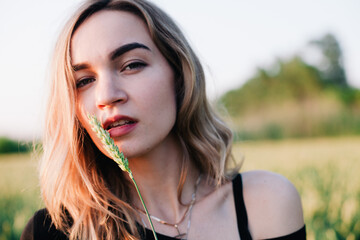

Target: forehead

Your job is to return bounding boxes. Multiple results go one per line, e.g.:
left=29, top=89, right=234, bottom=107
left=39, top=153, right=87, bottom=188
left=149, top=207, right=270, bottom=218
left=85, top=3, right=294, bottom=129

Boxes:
left=71, top=10, right=152, bottom=64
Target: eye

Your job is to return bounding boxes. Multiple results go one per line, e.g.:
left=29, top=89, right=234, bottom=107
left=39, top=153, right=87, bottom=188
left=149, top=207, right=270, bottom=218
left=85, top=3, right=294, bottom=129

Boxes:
left=121, top=61, right=147, bottom=73
left=76, top=77, right=95, bottom=89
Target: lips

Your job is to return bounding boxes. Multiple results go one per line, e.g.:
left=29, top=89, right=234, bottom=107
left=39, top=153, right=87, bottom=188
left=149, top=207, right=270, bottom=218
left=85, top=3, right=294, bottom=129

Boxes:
left=103, top=115, right=137, bottom=130
left=102, top=115, right=138, bottom=137
left=106, top=119, right=135, bottom=130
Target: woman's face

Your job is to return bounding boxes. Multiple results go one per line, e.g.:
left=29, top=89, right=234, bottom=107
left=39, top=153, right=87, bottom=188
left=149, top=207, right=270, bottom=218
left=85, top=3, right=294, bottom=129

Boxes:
left=71, top=10, right=177, bottom=159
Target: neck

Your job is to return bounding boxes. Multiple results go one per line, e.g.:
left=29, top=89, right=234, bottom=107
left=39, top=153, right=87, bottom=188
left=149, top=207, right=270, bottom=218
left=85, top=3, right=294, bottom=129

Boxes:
left=126, top=134, right=201, bottom=222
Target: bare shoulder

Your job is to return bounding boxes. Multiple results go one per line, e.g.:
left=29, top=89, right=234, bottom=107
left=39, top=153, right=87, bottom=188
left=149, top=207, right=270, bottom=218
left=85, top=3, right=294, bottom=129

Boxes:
left=241, top=170, right=304, bottom=239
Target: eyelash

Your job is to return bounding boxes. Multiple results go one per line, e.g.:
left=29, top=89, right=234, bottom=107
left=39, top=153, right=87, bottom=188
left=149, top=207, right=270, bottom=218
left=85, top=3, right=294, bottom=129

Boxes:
left=121, top=61, right=147, bottom=72
left=76, top=77, right=95, bottom=89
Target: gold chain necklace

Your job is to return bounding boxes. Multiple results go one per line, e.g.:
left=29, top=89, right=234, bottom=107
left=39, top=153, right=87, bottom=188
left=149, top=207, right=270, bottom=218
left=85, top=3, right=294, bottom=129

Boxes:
left=136, top=175, right=202, bottom=240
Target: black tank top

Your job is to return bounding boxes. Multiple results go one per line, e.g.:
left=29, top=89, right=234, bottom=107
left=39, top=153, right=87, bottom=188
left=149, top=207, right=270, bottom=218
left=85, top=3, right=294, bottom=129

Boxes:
left=21, top=174, right=306, bottom=240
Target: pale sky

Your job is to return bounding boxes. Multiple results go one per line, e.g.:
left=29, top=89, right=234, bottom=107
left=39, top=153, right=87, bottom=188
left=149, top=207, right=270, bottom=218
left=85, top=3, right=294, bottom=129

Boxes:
left=0, top=0, right=359, bottom=140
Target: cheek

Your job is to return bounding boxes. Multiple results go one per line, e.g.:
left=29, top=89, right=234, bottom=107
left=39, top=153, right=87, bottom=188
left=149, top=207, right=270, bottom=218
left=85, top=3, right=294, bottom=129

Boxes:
left=75, top=95, right=95, bottom=140
left=150, top=85, right=177, bottom=133
left=75, top=99, right=87, bottom=127
left=76, top=91, right=96, bottom=122
left=138, top=76, right=176, bottom=120
left=146, top=63, right=177, bottom=115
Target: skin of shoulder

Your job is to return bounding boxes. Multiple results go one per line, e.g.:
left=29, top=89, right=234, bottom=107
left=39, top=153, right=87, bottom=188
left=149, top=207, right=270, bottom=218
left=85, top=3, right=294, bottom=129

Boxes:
left=241, top=170, right=304, bottom=239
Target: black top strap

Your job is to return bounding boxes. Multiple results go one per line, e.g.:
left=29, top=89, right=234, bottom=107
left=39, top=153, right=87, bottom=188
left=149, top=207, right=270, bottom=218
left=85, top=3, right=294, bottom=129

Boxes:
left=232, top=174, right=252, bottom=240
left=232, top=173, right=306, bottom=240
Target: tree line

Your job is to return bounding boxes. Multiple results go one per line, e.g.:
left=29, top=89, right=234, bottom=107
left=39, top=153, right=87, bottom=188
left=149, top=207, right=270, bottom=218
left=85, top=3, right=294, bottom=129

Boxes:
left=219, top=33, right=360, bottom=140
left=0, top=137, right=33, bottom=154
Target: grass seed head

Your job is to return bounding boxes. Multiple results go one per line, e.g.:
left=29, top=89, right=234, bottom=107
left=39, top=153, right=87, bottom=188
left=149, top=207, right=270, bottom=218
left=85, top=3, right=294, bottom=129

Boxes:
left=87, top=113, right=130, bottom=173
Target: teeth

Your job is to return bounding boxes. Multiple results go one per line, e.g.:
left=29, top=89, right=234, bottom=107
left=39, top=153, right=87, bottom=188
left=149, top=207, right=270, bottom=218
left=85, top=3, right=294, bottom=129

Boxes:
left=108, top=120, right=132, bottom=129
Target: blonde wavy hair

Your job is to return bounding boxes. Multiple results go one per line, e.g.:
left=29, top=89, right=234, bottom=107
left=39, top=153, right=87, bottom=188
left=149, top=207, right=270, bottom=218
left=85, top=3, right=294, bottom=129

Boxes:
left=40, top=0, right=236, bottom=239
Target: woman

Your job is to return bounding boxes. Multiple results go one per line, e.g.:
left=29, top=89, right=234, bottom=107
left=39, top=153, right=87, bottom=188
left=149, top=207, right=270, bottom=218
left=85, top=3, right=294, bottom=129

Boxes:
left=22, top=0, right=305, bottom=239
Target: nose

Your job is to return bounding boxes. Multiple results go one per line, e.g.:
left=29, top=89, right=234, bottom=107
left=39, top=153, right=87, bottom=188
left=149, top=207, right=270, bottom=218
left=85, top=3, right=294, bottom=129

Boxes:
left=96, top=71, right=128, bottom=109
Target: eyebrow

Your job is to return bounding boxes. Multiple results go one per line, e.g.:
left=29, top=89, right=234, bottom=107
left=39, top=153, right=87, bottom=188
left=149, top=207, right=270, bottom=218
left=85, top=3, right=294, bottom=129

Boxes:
left=72, top=42, right=150, bottom=72
left=110, top=42, right=150, bottom=61
left=72, top=63, right=90, bottom=72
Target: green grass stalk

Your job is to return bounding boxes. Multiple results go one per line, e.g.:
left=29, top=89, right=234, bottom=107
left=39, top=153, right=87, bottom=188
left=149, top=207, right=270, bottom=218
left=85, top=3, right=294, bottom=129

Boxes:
left=87, top=114, right=158, bottom=240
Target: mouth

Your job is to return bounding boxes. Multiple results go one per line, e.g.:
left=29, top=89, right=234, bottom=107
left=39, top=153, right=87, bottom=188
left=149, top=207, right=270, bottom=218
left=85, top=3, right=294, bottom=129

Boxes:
left=106, top=119, right=136, bottom=130
left=103, top=115, right=137, bottom=131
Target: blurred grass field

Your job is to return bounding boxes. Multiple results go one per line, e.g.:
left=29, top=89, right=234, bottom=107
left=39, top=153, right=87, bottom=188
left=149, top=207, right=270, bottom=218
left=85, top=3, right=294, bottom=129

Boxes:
left=237, top=136, right=360, bottom=240
left=0, top=153, right=42, bottom=240
left=1, top=137, right=359, bottom=239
